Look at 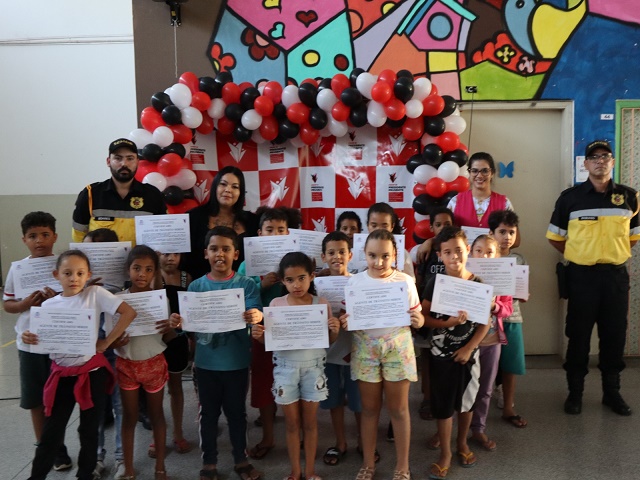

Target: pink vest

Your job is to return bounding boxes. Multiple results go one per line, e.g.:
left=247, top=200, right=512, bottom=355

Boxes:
left=453, top=190, right=507, bottom=228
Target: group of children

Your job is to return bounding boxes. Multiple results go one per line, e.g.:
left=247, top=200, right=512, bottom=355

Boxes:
left=4, top=200, right=528, bottom=480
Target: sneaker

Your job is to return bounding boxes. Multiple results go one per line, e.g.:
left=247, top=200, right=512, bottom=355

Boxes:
left=493, top=384, right=504, bottom=409
left=386, top=422, right=394, bottom=442
left=93, top=459, right=106, bottom=478
left=53, top=446, right=72, bottom=471
left=113, top=461, right=126, bottom=480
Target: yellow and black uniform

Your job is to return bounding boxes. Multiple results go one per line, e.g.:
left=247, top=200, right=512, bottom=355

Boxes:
left=72, top=178, right=167, bottom=244
left=546, top=179, right=640, bottom=381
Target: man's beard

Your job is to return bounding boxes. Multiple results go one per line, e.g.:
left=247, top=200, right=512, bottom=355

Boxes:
left=111, top=167, right=136, bottom=182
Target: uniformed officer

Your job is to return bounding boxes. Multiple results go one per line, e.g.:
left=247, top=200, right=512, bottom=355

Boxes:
left=547, top=140, right=640, bottom=416
left=72, top=138, right=167, bottom=243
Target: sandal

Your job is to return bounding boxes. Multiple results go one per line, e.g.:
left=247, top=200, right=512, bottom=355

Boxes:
left=155, top=471, right=167, bottom=480
left=174, top=438, right=192, bottom=454
left=355, top=466, right=375, bottom=480
left=470, top=434, right=496, bottom=452
left=234, top=463, right=262, bottom=480
left=426, top=433, right=440, bottom=451
left=323, top=446, right=347, bottom=466
left=356, top=446, right=381, bottom=463
left=428, top=463, right=449, bottom=480
left=419, top=400, right=433, bottom=420
left=457, top=451, right=477, bottom=468
left=200, top=468, right=218, bottom=480
left=306, top=476, right=323, bottom=480
left=392, top=471, right=411, bottom=480
left=502, top=414, right=528, bottom=428
left=148, top=443, right=156, bottom=459
left=248, top=443, right=274, bottom=460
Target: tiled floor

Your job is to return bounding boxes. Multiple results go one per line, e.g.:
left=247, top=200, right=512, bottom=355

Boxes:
left=2, top=307, right=640, bottom=480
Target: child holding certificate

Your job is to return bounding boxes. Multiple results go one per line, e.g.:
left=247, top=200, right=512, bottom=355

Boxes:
left=25, top=249, right=136, bottom=480
left=189, top=226, right=264, bottom=480
left=251, top=252, right=340, bottom=480
left=340, top=229, right=424, bottom=480
left=421, top=227, right=490, bottom=480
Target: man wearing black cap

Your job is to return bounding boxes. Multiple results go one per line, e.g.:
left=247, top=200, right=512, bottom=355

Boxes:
left=546, top=140, right=640, bottom=416
left=72, top=138, right=167, bottom=243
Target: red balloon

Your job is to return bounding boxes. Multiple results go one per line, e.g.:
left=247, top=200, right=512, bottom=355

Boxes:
left=425, top=177, right=447, bottom=198
left=422, top=95, right=445, bottom=116
left=331, top=101, right=350, bottom=122
left=413, top=183, right=427, bottom=196
left=301, top=78, right=319, bottom=87
left=135, top=160, right=158, bottom=182
left=178, top=71, right=199, bottom=94
left=141, top=107, right=165, bottom=132
left=181, top=158, right=193, bottom=170
left=196, top=112, right=214, bottom=135
left=216, top=117, right=236, bottom=136
left=402, top=117, right=423, bottom=141
left=169, top=198, right=199, bottom=214
left=458, top=142, right=469, bottom=155
left=262, top=81, right=283, bottom=103
left=191, top=92, right=211, bottom=111
left=430, top=84, right=439, bottom=96
left=299, top=123, right=320, bottom=145
left=170, top=124, right=192, bottom=144
left=436, top=132, right=460, bottom=152
left=331, top=74, right=350, bottom=97
left=378, top=69, right=397, bottom=86
left=414, top=220, right=433, bottom=240
left=371, top=82, right=393, bottom=103
left=221, top=83, right=241, bottom=104
left=259, top=115, right=278, bottom=141
left=238, top=82, right=253, bottom=92
left=450, top=175, right=470, bottom=192
left=157, top=153, right=182, bottom=177
left=254, top=96, right=274, bottom=116
left=384, top=98, right=406, bottom=121
left=287, top=103, right=310, bottom=124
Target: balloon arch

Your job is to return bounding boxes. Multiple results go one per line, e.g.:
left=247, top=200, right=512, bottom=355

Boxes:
left=128, top=70, right=470, bottom=246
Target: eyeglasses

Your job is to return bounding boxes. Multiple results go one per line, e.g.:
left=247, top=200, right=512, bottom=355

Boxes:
left=468, top=168, right=492, bottom=176
left=586, top=153, right=613, bottom=161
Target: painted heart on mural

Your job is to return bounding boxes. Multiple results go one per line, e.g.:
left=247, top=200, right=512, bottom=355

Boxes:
left=269, top=22, right=285, bottom=39
left=263, top=0, right=280, bottom=10
left=295, top=10, right=318, bottom=28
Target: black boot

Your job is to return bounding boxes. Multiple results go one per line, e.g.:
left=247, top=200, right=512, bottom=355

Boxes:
left=564, top=374, right=583, bottom=415
left=602, top=373, right=632, bottom=416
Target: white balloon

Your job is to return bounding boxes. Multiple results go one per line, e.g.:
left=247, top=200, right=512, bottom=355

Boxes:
left=251, top=129, right=267, bottom=144
left=128, top=128, right=153, bottom=147
left=319, top=125, right=333, bottom=137
left=367, top=101, right=387, bottom=127
left=414, top=212, right=429, bottom=222
left=316, top=89, right=338, bottom=111
left=241, top=109, right=263, bottom=130
left=444, top=115, right=467, bottom=135
left=152, top=126, right=174, bottom=147
left=328, top=118, right=348, bottom=137
left=167, top=169, right=197, bottom=190
left=405, top=99, right=424, bottom=119
left=143, top=172, right=167, bottom=192
left=169, top=83, right=192, bottom=109
left=207, top=98, right=226, bottom=119
left=412, top=77, right=432, bottom=101
left=414, top=164, right=438, bottom=184
left=450, top=107, right=461, bottom=116
left=356, top=73, right=377, bottom=99
left=181, top=107, right=203, bottom=129
left=281, top=85, right=299, bottom=108
left=409, top=244, right=421, bottom=264
left=437, top=161, right=460, bottom=182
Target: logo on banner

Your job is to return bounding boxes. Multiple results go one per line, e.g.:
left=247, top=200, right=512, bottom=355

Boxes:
left=347, top=131, right=364, bottom=161
left=193, top=179, right=210, bottom=204
left=268, top=144, right=286, bottom=164
left=270, top=177, right=289, bottom=201
left=310, top=142, right=323, bottom=157
left=388, top=173, right=405, bottom=203
left=347, top=175, right=366, bottom=199
left=387, top=133, right=407, bottom=157
left=312, top=216, right=327, bottom=232
left=310, top=173, right=323, bottom=202
left=398, top=216, right=407, bottom=234
left=227, top=142, right=246, bottom=163
left=190, top=146, right=205, bottom=165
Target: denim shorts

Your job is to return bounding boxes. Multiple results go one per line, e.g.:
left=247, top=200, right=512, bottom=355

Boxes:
left=272, top=354, right=328, bottom=405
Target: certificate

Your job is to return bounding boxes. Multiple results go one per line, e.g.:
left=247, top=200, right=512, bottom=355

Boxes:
left=431, top=274, right=493, bottom=325
left=30, top=307, right=97, bottom=355
left=461, top=226, right=489, bottom=246
left=117, top=290, right=169, bottom=337
left=69, top=242, right=131, bottom=288
left=514, top=265, right=530, bottom=300
left=466, top=258, right=516, bottom=296
left=352, top=233, right=405, bottom=272
left=11, top=256, right=62, bottom=298
left=314, top=276, right=349, bottom=315
left=289, top=229, right=326, bottom=269
left=179, top=289, right=246, bottom=333
left=263, top=304, right=329, bottom=351
left=344, top=282, right=410, bottom=331
left=135, top=214, right=190, bottom=253
left=243, top=235, right=298, bottom=276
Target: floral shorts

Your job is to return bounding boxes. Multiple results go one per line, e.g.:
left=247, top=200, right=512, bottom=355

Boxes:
left=351, top=328, right=417, bottom=383
left=116, top=354, right=168, bottom=393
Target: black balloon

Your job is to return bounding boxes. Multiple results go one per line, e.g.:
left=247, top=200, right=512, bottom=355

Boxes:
left=350, top=68, right=365, bottom=86
left=318, top=77, right=332, bottom=90
left=397, top=69, right=414, bottom=79
left=298, top=83, right=318, bottom=108
left=273, top=103, right=287, bottom=120
left=240, top=87, right=260, bottom=110
left=422, top=143, right=443, bottom=165
left=443, top=149, right=468, bottom=167
left=225, top=103, right=245, bottom=122
left=441, top=190, right=459, bottom=205
left=215, top=71, right=233, bottom=85
left=308, top=108, right=328, bottom=130
left=394, top=77, right=414, bottom=103
left=151, top=92, right=172, bottom=112
left=279, top=119, right=299, bottom=139
left=140, top=143, right=163, bottom=163
left=163, top=186, right=185, bottom=206
left=349, top=103, right=368, bottom=127
left=412, top=193, right=441, bottom=215
left=272, top=133, right=288, bottom=144
left=406, top=154, right=425, bottom=174
left=341, top=87, right=363, bottom=108
left=233, top=125, right=252, bottom=142
left=163, top=143, right=186, bottom=158
left=161, top=105, right=182, bottom=125
left=424, top=116, right=446, bottom=136
left=441, top=95, right=457, bottom=117
left=412, top=232, right=426, bottom=245
left=386, top=116, right=406, bottom=128
left=199, top=77, right=221, bottom=98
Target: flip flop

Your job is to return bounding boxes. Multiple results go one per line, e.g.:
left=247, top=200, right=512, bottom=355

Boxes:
left=470, top=434, right=497, bottom=452
left=323, top=446, right=346, bottom=465
left=502, top=414, right=528, bottom=428
left=234, top=463, right=262, bottom=480
left=428, top=463, right=449, bottom=480
left=457, top=451, right=477, bottom=468
left=248, top=443, right=274, bottom=460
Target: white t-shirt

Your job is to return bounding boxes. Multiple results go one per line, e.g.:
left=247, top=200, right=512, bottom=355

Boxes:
left=346, top=269, right=421, bottom=338
left=3, top=257, right=33, bottom=352
left=42, top=286, right=123, bottom=367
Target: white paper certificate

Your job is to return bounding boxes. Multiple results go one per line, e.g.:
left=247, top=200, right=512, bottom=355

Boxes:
left=344, top=282, right=410, bottom=331
left=314, top=276, right=350, bottom=315
left=461, top=227, right=490, bottom=246
left=30, top=307, right=97, bottom=355
left=515, top=265, right=530, bottom=300
left=263, top=304, right=329, bottom=351
left=69, top=242, right=131, bottom=288
left=11, top=256, right=62, bottom=298
left=116, top=290, right=169, bottom=337
left=289, top=229, right=326, bottom=269
left=352, top=233, right=405, bottom=272
left=179, top=289, right=246, bottom=333
left=466, top=258, right=516, bottom=296
left=430, top=274, right=493, bottom=325
left=135, top=214, right=190, bottom=253
left=243, top=236, right=298, bottom=276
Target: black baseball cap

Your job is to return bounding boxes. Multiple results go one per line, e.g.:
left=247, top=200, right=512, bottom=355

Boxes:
left=585, top=140, right=612, bottom=158
left=109, top=138, right=138, bottom=155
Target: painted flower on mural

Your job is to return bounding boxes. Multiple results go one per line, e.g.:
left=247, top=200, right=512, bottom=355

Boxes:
left=517, top=55, right=536, bottom=75
left=495, top=45, right=516, bottom=64
left=472, top=32, right=552, bottom=75
left=241, top=28, right=280, bottom=61
left=210, top=43, right=236, bottom=73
